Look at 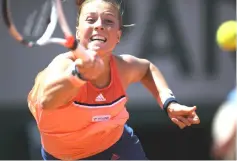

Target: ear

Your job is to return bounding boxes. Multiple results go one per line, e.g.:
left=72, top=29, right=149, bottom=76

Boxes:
left=117, top=30, right=122, bottom=43
left=76, top=28, right=80, bottom=40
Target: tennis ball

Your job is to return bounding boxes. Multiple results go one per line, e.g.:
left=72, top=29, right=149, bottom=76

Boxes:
left=216, top=20, right=236, bottom=51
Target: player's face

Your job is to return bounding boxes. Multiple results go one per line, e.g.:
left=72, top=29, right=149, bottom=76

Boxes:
left=77, top=0, right=121, bottom=55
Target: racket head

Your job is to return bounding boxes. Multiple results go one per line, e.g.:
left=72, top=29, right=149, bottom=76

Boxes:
left=1, top=0, right=58, bottom=47
left=54, top=0, right=77, bottom=49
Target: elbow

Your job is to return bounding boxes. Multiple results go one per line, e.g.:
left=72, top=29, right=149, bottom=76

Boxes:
left=38, top=81, right=60, bottom=110
left=38, top=97, right=59, bottom=110
left=38, top=95, right=52, bottom=110
left=149, top=62, right=156, bottom=72
left=37, top=83, right=52, bottom=109
left=141, top=61, right=152, bottom=80
left=38, top=90, right=58, bottom=110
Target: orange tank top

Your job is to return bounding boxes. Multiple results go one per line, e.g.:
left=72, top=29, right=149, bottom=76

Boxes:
left=28, top=55, right=129, bottom=160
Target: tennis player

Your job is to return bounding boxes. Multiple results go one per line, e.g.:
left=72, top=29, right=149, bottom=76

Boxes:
left=28, top=0, right=200, bottom=160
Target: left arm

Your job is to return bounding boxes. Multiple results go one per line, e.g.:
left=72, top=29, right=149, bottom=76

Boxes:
left=121, top=54, right=175, bottom=110
left=140, top=62, right=173, bottom=109
left=121, top=54, right=200, bottom=129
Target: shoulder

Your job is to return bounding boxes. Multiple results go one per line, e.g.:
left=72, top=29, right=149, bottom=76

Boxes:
left=113, top=54, right=150, bottom=84
left=114, top=54, right=150, bottom=66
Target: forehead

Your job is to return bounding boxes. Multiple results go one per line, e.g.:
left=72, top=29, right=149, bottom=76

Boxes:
left=81, top=0, right=119, bottom=16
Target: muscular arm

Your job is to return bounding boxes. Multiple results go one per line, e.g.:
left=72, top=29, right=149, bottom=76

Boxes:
left=120, top=55, right=200, bottom=128
left=29, top=54, right=85, bottom=110
left=121, top=54, right=170, bottom=108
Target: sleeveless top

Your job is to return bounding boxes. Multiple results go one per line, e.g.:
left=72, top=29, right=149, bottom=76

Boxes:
left=27, top=55, right=129, bottom=160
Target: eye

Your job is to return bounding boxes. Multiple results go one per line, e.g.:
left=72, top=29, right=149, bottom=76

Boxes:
left=104, top=19, right=114, bottom=24
left=86, top=18, right=95, bottom=23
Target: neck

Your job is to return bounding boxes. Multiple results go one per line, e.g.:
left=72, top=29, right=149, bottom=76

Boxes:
left=89, top=53, right=112, bottom=88
left=100, top=53, right=111, bottom=67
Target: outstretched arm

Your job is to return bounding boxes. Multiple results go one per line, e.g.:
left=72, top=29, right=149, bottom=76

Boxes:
left=121, top=54, right=200, bottom=129
left=28, top=54, right=86, bottom=110
left=28, top=49, right=103, bottom=110
left=121, top=54, right=172, bottom=108
left=140, top=62, right=171, bottom=108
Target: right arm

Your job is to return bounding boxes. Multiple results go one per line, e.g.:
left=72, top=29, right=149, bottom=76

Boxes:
left=30, top=54, right=85, bottom=110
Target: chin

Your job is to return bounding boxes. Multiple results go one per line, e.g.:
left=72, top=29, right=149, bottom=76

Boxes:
left=89, top=46, right=113, bottom=54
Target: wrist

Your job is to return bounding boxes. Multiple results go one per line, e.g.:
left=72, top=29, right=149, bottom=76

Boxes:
left=159, top=89, right=178, bottom=114
left=167, top=102, right=178, bottom=113
left=66, top=62, right=86, bottom=87
left=71, top=63, right=86, bottom=81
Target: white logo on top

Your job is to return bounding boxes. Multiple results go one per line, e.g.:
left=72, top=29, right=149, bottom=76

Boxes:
left=95, top=93, right=106, bottom=102
left=92, top=115, right=111, bottom=122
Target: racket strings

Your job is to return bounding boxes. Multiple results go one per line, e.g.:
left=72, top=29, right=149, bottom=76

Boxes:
left=114, top=0, right=136, bottom=28
left=22, top=0, right=53, bottom=41
left=32, top=1, right=52, bottom=37
left=2, top=0, right=73, bottom=47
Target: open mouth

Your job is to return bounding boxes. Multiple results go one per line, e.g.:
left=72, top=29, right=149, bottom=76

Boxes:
left=90, top=35, right=107, bottom=42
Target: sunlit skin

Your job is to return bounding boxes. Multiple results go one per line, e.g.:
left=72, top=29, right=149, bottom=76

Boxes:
left=73, top=1, right=200, bottom=130
left=27, top=0, right=201, bottom=160
left=29, top=3, right=200, bottom=153
left=41, top=0, right=199, bottom=128
left=77, top=1, right=122, bottom=56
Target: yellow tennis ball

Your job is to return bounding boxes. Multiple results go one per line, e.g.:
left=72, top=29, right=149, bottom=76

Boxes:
left=216, top=20, right=236, bottom=51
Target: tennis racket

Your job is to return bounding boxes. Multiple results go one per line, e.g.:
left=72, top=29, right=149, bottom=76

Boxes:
left=1, top=0, right=90, bottom=61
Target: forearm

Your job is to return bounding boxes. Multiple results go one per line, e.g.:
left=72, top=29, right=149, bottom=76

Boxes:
left=39, top=63, right=85, bottom=109
left=141, top=62, right=175, bottom=109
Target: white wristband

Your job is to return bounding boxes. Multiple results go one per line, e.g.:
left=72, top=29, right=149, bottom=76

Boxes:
left=159, top=89, right=178, bottom=114
left=159, top=89, right=175, bottom=105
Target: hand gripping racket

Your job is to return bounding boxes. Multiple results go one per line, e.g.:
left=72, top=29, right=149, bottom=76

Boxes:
left=1, top=0, right=90, bottom=61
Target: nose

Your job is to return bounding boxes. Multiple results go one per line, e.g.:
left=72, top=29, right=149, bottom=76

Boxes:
left=94, top=18, right=104, bottom=30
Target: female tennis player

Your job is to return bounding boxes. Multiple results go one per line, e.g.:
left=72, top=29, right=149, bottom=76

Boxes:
left=28, top=0, right=200, bottom=160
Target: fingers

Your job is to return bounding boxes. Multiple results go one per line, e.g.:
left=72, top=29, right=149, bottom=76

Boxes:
left=177, top=116, right=192, bottom=126
left=187, top=113, right=200, bottom=124
left=189, top=106, right=197, bottom=113
left=194, top=115, right=200, bottom=124
left=172, top=105, right=197, bottom=115
left=182, top=106, right=197, bottom=114
left=171, top=118, right=186, bottom=129
left=171, top=113, right=200, bottom=129
left=169, top=104, right=200, bottom=129
left=74, top=58, right=83, bottom=67
left=74, top=51, right=103, bottom=68
left=74, top=52, right=104, bottom=80
left=73, top=44, right=94, bottom=61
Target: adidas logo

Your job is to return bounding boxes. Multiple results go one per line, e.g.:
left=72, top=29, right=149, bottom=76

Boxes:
left=95, top=93, right=106, bottom=102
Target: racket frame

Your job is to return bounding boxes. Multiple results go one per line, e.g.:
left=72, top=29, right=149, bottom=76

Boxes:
left=1, top=0, right=60, bottom=47
left=1, top=0, right=90, bottom=61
